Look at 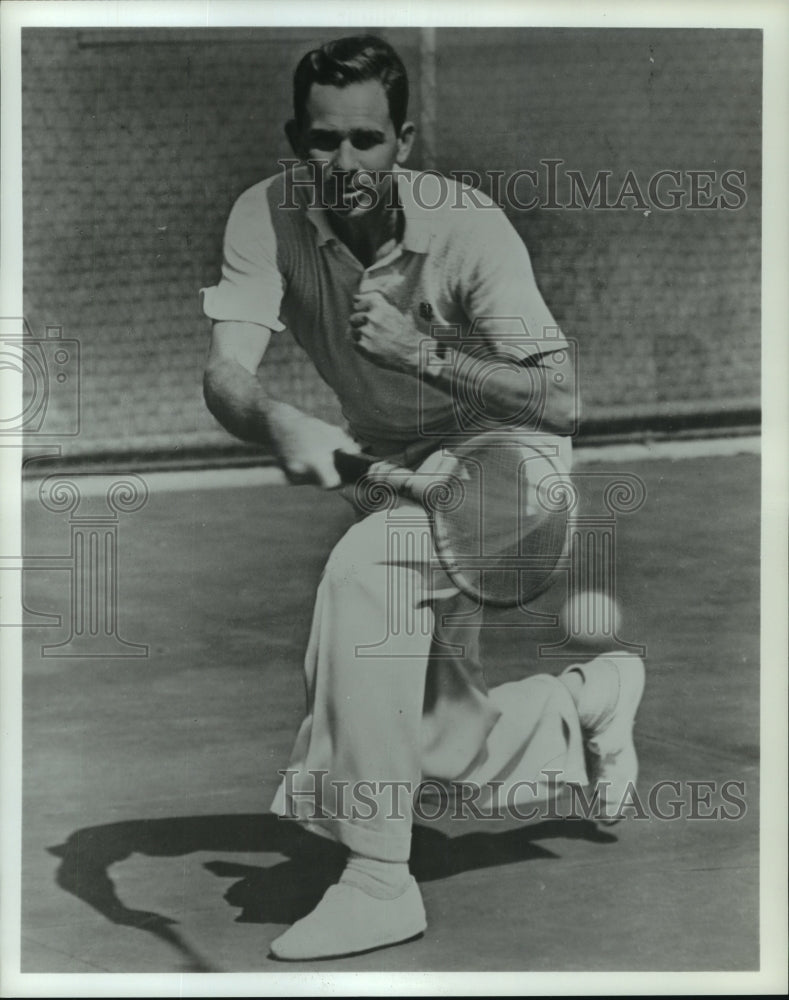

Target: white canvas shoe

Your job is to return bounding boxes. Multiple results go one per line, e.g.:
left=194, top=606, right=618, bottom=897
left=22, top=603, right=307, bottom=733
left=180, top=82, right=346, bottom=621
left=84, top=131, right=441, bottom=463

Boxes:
left=269, top=876, right=427, bottom=961
left=562, top=654, right=646, bottom=824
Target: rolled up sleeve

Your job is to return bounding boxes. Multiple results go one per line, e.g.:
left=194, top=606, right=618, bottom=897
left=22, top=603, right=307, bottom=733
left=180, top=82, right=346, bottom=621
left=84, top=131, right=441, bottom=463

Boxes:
left=200, top=184, right=286, bottom=331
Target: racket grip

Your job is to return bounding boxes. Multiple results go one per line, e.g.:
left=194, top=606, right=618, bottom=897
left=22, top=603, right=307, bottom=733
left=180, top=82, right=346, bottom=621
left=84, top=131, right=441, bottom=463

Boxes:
left=333, top=449, right=423, bottom=498
left=333, top=449, right=375, bottom=485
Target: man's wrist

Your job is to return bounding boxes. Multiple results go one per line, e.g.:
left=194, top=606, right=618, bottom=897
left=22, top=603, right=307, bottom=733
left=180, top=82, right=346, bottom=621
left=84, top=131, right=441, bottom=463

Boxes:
left=262, top=399, right=313, bottom=446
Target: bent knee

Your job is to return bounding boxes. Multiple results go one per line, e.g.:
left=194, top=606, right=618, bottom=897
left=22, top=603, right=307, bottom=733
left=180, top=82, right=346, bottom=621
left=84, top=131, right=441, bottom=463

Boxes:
left=323, top=519, right=385, bottom=590
left=323, top=516, right=430, bottom=600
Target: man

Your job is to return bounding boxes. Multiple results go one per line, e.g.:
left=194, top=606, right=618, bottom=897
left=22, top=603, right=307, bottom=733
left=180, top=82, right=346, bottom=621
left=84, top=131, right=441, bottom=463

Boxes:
left=202, top=34, right=644, bottom=961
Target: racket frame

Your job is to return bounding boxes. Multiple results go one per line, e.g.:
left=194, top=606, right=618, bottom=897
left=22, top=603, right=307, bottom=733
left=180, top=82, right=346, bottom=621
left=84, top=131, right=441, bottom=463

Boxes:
left=333, top=433, right=567, bottom=607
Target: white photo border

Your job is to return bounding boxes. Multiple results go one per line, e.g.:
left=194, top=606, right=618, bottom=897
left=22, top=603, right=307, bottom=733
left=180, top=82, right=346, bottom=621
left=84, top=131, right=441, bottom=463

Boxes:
left=1, top=1, right=786, bottom=996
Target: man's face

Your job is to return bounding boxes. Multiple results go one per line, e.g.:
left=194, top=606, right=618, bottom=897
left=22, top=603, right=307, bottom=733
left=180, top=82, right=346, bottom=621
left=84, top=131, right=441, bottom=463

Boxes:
left=292, top=79, right=413, bottom=218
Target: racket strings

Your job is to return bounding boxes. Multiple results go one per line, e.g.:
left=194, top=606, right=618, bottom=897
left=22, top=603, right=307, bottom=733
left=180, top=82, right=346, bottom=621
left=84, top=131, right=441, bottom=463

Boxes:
left=435, top=442, right=569, bottom=605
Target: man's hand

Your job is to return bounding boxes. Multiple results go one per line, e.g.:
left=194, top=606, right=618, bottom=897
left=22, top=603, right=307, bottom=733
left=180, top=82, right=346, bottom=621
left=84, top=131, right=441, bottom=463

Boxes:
left=348, top=290, right=422, bottom=374
left=204, top=322, right=360, bottom=488
left=267, top=406, right=360, bottom=488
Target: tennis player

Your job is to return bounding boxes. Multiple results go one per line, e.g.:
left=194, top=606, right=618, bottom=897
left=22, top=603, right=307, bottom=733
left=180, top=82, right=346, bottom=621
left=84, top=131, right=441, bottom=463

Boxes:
left=201, top=34, right=645, bottom=960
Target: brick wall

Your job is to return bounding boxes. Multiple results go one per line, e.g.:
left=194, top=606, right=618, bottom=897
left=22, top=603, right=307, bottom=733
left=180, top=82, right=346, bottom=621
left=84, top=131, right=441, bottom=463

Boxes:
left=21, top=27, right=760, bottom=458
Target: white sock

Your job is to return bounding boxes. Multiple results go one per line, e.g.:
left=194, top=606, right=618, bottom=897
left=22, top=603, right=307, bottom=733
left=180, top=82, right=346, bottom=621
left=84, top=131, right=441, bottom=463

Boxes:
left=339, top=852, right=411, bottom=900
left=562, top=658, right=621, bottom=730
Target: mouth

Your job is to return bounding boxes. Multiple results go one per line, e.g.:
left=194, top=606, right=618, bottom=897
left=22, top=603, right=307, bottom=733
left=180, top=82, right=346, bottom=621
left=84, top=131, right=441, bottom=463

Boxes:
left=324, top=173, right=378, bottom=212
left=339, top=188, right=367, bottom=209
left=323, top=188, right=370, bottom=215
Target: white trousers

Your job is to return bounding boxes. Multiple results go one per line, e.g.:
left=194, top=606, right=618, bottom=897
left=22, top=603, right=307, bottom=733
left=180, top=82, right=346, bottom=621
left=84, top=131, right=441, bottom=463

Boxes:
left=271, top=438, right=588, bottom=861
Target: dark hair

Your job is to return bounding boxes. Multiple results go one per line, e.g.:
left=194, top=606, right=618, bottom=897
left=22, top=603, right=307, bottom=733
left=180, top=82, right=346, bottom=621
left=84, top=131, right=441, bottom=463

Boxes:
left=292, top=34, right=409, bottom=133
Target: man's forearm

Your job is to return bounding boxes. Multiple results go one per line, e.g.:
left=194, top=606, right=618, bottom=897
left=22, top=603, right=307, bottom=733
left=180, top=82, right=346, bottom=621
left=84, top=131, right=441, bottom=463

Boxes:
left=203, top=355, right=306, bottom=446
left=423, top=353, right=577, bottom=435
left=349, top=295, right=577, bottom=433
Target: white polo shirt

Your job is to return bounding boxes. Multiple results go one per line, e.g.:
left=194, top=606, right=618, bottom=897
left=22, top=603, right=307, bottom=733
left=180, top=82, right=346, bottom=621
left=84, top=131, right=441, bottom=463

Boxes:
left=201, top=166, right=568, bottom=457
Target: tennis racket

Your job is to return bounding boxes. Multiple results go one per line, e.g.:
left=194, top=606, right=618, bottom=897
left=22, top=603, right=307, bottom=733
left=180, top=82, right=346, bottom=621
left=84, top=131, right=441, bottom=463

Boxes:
left=333, top=431, right=570, bottom=607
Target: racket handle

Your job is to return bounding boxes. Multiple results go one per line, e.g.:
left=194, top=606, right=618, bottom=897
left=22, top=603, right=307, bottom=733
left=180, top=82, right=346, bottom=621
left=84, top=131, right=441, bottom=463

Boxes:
left=333, top=449, right=375, bottom=484
left=333, top=449, right=425, bottom=500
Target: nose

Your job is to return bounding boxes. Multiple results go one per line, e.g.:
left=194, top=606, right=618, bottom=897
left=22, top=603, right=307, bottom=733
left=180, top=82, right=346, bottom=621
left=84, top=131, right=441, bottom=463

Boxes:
left=334, top=137, right=359, bottom=173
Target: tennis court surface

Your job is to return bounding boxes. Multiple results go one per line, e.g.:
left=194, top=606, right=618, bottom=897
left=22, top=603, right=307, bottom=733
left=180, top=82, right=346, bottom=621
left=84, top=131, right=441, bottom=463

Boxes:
left=20, top=445, right=760, bottom=974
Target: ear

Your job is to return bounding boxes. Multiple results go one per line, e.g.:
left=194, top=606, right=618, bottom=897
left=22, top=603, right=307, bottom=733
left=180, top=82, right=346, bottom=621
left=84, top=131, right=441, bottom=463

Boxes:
left=285, top=119, right=305, bottom=158
left=395, top=121, right=415, bottom=165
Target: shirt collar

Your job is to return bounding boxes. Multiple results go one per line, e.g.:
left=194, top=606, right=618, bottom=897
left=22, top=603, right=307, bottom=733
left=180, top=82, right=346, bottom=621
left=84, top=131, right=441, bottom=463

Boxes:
left=394, top=166, right=434, bottom=254
left=301, top=165, right=434, bottom=254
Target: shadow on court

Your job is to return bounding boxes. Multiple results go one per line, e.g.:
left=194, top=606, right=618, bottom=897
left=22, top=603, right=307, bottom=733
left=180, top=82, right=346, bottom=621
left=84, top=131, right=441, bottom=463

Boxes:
left=48, top=812, right=616, bottom=960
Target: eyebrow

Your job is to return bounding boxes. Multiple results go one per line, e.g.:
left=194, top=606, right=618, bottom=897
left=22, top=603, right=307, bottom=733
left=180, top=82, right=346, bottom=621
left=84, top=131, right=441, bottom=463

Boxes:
left=307, top=127, right=387, bottom=143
